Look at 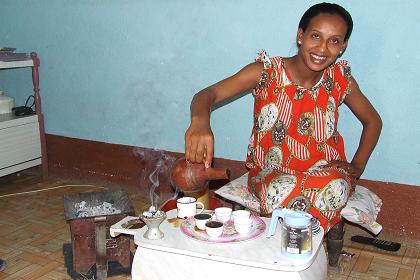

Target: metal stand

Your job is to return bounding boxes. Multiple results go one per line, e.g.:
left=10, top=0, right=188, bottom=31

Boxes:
left=327, top=221, right=345, bottom=266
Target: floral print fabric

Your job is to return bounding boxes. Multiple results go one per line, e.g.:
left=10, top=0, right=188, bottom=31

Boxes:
left=215, top=174, right=383, bottom=235
left=246, top=50, right=353, bottom=231
left=214, top=173, right=261, bottom=213
left=340, top=185, right=383, bottom=234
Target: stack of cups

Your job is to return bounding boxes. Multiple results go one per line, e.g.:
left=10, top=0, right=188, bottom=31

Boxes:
left=232, top=210, right=252, bottom=235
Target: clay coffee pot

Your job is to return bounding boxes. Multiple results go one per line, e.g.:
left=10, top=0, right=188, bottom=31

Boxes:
left=170, top=157, right=230, bottom=194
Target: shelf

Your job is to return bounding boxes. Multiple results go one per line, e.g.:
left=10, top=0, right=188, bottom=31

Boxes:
left=0, top=52, right=48, bottom=178
left=0, top=113, right=38, bottom=129
left=0, top=159, right=42, bottom=177
left=0, top=59, right=34, bottom=69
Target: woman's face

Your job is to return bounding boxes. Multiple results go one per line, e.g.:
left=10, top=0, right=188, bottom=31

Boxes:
left=297, top=13, right=348, bottom=72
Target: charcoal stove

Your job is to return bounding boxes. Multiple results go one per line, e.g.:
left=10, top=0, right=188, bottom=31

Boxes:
left=63, top=189, right=134, bottom=280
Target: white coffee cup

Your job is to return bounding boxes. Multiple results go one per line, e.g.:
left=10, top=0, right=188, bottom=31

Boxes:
left=214, top=207, right=232, bottom=222
left=194, top=213, right=212, bottom=230
left=177, top=197, right=204, bottom=219
left=232, top=210, right=251, bottom=222
left=205, top=220, right=224, bottom=238
left=234, top=218, right=253, bottom=235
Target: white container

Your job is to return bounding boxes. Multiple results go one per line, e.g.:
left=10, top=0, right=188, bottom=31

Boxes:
left=0, top=91, right=15, bottom=114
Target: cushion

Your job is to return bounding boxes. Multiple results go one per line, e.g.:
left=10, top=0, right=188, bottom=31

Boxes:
left=215, top=173, right=383, bottom=234
left=214, top=173, right=260, bottom=213
left=340, top=185, right=383, bottom=235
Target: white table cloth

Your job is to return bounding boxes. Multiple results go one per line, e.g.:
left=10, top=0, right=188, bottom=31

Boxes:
left=111, top=210, right=327, bottom=280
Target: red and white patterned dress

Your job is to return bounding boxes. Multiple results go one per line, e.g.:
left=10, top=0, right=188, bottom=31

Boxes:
left=246, top=50, right=353, bottom=231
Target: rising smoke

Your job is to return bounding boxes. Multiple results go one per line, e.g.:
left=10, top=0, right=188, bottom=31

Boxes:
left=133, top=148, right=178, bottom=210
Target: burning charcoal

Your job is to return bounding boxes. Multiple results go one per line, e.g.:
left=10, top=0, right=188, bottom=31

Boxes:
left=142, top=211, right=153, bottom=218
left=77, top=211, right=88, bottom=217
left=75, top=201, right=122, bottom=218
left=142, top=210, right=165, bottom=219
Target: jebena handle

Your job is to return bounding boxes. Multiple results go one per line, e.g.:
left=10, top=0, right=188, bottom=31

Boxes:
left=196, top=202, right=205, bottom=214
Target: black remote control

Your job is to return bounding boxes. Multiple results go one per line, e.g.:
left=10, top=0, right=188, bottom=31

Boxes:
left=351, top=235, right=401, bottom=252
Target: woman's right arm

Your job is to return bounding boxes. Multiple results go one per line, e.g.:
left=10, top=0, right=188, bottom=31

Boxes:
left=185, top=61, right=264, bottom=167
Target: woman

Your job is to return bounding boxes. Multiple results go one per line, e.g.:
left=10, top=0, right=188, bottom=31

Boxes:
left=185, top=2, right=382, bottom=265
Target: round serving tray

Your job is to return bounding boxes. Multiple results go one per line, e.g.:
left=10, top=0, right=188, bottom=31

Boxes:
left=180, top=215, right=266, bottom=243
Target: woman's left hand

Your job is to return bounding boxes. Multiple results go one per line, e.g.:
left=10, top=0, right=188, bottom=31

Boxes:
left=323, top=160, right=364, bottom=180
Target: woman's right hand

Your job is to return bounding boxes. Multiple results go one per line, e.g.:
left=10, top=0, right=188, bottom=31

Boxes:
left=185, top=121, right=214, bottom=168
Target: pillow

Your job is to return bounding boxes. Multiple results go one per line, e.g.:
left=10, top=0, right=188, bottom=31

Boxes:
left=340, top=185, right=383, bottom=235
left=216, top=173, right=383, bottom=235
left=214, top=173, right=260, bottom=213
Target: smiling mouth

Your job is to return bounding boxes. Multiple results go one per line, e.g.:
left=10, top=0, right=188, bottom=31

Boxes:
left=310, top=53, right=327, bottom=64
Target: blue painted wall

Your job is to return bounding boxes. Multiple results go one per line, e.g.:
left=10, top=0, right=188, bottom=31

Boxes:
left=0, top=1, right=419, bottom=185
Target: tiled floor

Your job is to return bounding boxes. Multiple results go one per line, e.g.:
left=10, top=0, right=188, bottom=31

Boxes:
left=0, top=171, right=418, bottom=279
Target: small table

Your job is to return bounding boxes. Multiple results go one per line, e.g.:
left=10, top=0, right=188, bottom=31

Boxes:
left=111, top=209, right=327, bottom=280
left=0, top=53, right=48, bottom=178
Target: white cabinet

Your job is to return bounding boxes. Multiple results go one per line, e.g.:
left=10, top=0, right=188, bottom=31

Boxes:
left=0, top=53, right=48, bottom=177
left=0, top=114, right=41, bottom=176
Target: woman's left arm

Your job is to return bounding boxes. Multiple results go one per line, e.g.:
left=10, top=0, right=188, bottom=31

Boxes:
left=343, top=76, right=382, bottom=178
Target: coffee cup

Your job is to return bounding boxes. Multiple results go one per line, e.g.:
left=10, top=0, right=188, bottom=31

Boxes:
left=232, top=210, right=251, bottom=222
left=177, top=197, right=204, bottom=219
left=194, top=213, right=212, bottom=230
left=214, top=207, right=232, bottom=222
left=205, top=220, right=224, bottom=238
left=234, top=218, right=253, bottom=235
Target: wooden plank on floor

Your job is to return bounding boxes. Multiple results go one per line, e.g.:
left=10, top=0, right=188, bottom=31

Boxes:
left=396, top=268, right=415, bottom=280
left=23, top=261, right=63, bottom=280
left=352, top=252, right=373, bottom=273
left=402, top=247, right=419, bottom=267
